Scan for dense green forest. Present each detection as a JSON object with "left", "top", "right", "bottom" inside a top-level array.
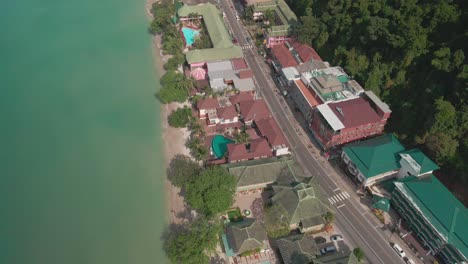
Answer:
[{"left": 287, "top": 0, "right": 468, "bottom": 192}]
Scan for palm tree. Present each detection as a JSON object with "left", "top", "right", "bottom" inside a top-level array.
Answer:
[
  {"left": 180, "top": 76, "right": 196, "bottom": 94},
  {"left": 234, "top": 131, "right": 250, "bottom": 144}
]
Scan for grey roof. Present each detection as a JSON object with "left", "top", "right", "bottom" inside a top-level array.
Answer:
[
  {"left": 208, "top": 69, "right": 255, "bottom": 91},
  {"left": 313, "top": 241, "right": 357, "bottom": 264},
  {"left": 234, "top": 78, "right": 255, "bottom": 91},
  {"left": 207, "top": 60, "right": 233, "bottom": 72},
  {"left": 296, "top": 60, "right": 327, "bottom": 74},
  {"left": 272, "top": 178, "right": 331, "bottom": 226},
  {"left": 301, "top": 215, "right": 324, "bottom": 229},
  {"left": 282, "top": 67, "right": 300, "bottom": 81},
  {"left": 228, "top": 159, "right": 299, "bottom": 191},
  {"left": 277, "top": 234, "right": 319, "bottom": 264},
  {"left": 364, "top": 91, "right": 391, "bottom": 113},
  {"left": 225, "top": 218, "right": 268, "bottom": 254}
]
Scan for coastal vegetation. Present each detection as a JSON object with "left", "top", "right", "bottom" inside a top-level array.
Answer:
[
  {"left": 164, "top": 217, "right": 221, "bottom": 264},
  {"left": 186, "top": 137, "right": 209, "bottom": 161},
  {"left": 186, "top": 166, "right": 236, "bottom": 218},
  {"left": 167, "top": 154, "right": 201, "bottom": 188},
  {"left": 288, "top": 0, "right": 468, "bottom": 188},
  {"left": 157, "top": 71, "right": 194, "bottom": 103},
  {"left": 167, "top": 106, "right": 192, "bottom": 128}
]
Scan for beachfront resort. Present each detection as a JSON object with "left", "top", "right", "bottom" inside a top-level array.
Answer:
[{"left": 151, "top": 1, "right": 468, "bottom": 264}]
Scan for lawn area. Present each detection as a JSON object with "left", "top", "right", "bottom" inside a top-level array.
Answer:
[{"left": 227, "top": 208, "right": 243, "bottom": 222}]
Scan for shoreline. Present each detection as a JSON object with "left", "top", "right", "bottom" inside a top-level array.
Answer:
[{"left": 146, "top": 0, "right": 191, "bottom": 225}]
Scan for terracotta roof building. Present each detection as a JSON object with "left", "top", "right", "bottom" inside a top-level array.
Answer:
[
  {"left": 230, "top": 92, "right": 254, "bottom": 105},
  {"left": 271, "top": 44, "right": 298, "bottom": 68},
  {"left": 231, "top": 58, "right": 248, "bottom": 70},
  {"left": 255, "top": 117, "right": 289, "bottom": 156},
  {"left": 310, "top": 91, "right": 391, "bottom": 150},
  {"left": 239, "top": 99, "right": 271, "bottom": 124},
  {"left": 216, "top": 106, "right": 239, "bottom": 124},
  {"left": 290, "top": 79, "right": 323, "bottom": 121},
  {"left": 227, "top": 139, "right": 272, "bottom": 163},
  {"left": 197, "top": 97, "right": 220, "bottom": 119},
  {"left": 290, "top": 40, "right": 323, "bottom": 62}
]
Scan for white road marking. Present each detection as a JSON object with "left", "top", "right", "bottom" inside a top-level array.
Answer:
[
  {"left": 337, "top": 204, "right": 346, "bottom": 209},
  {"left": 338, "top": 192, "right": 346, "bottom": 200},
  {"left": 333, "top": 187, "right": 340, "bottom": 192},
  {"left": 344, "top": 191, "right": 350, "bottom": 198}
]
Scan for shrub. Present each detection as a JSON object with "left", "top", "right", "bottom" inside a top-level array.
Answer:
[{"left": 168, "top": 107, "right": 192, "bottom": 128}]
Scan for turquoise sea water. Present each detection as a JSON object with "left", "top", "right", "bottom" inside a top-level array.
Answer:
[
  {"left": 1, "top": 0, "right": 168, "bottom": 263},
  {"left": 182, "top": 27, "right": 200, "bottom": 46}
]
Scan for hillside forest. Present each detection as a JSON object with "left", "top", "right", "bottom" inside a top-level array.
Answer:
[{"left": 287, "top": 0, "right": 468, "bottom": 199}]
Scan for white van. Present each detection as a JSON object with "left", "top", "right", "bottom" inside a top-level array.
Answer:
[{"left": 392, "top": 243, "right": 406, "bottom": 258}]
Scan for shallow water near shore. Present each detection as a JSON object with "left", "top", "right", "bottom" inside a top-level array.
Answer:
[{"left": 1, "top": 0, "right": 168, "bottom": 263}]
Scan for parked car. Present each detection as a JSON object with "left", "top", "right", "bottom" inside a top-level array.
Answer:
[
  {"left": 331, "top": 234, "right": 343, "bottom": 241},
  {"left": 320, "top": 246, "right": 337, "bottom": 255},
  {"left": 404, "top": 258, "right": 416, "bottom": 264},
  {"left": 392, "top": 243, "right": 406, "bottom": 258}
]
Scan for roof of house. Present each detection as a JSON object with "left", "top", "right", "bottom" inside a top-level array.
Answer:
[
  {"left": 245, "top": 0, "right": 275, "bottom": 6},
  {"left": 314, "top": 241, "right": 357, "bottom": 264},
  {"left": 197, "top": 97, "right": 219, "bottom": 110},
  {"left": 186, "top": 47, "right": 244, "bottom": 64},
  {"left": 364, "top": 91, "right": 391, "bottom": 114},
  {"left": 277, "top": 234, "right": 318, "bottom": 264},
  {"left": 225, "top": 218, "right": 268, "bottom": 255},
  {"left": 228, "top": 159, "right": 298, "bottom": 190},
  {"left": 230, "top": 92, "right": 254, "bottom": 105},
  {"left": 239, "top": 99, "right": 271, "bottom": 121},
  {"left": 294, "top": 79, "right": 322, "bottom": 108},
  {"left": 246, "top": 128, "right": 260, "bottom": 140},
  {"left": 227, "top": 139, "right": 272, "bottom": 162},
  {"left": 207, "top": 60, "right": 233, "bottom": 72},
  {"left": 318, "top": 97, "right": 384, "bottom": 130},
  {"left": 343, "top": 134, "right": 406, "bottom": 178},
  {"left": 272, "top": 178, "right": 331, "bottom": 226},
  {"left": 399, "top": 148, "right": 439, "bottom": 175},
  {"left": 316, "top": 104, "right": 345, "bottom": 131},
  {"left": 239, "top": 70, "right": 253, "bottom": 79},
  {"left": 394, "top": 175, "right": 468, "bottom": 259},
  {"left": 195, "top": 79, "right": 210, "bottom": 89},
  {"left": 231, "top": 58, "right": 248, "bottom": 70},
  {"left": 296, "top": 59, "right": 328, "bottom": 73},
  {"left": 217, "top": 106, "right": 238, "bottom": 119},
  {"left": 290, "top": 40, "right": 323, "bottom": 62},
  {"left": 178, "top": 3, "right": 233, "bottom": 49},
  {"left": 281, "top": 67, "right": 300, "bottom": 81},
  {"left": 271, "top": 44, "right": 298, "bottom": 68},
  {"left": 255, "top": 117, "right": 288, "bottom": 147}
]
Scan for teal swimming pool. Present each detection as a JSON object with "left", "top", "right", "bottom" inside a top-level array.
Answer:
[
  {"left": 181, "top": 27, "right": 199, "bottom": 46},
  {"left": 211, "top": 135, "right": 234, "bottom": 158}
]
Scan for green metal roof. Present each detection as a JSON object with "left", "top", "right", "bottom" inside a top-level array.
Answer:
[
  {"left": 178, "top": 3, "right": 233, "bottom": 49},
  {"left": 254, "top": 0, "right": 297, "bottom": 38},
  {"left": 185, "top": 47, "right": 243, "bottom": 64},
  {"left": 399, "top": 148, "right": 439, "bottom": 174},
  {"left": 372, "top": 196, "right": 390, "bottom": 212},
  {"left": 343, "top": 134, "right": 406, "bottom": 178},
  {"left": 395, "top": 175, "right": 468, "bottom": 259}
]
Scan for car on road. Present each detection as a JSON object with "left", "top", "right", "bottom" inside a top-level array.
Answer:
[
  {"left": 232, "top": 37, "right": 237, "bottom": 44},
  {"left": 246, "top": 37, "right": 251, "bottom": 43},
  {"left": 404, "top": 257, "right": 415, "bottom": 264},
  {"left": 320, "top": 246, "right": 337, "bottom": 255},
  {"left": 331, "top": 235, "right": 343, "bottom": 241},
  {"left": 392, "top": 243, "right": 406, "bottom": 258}
]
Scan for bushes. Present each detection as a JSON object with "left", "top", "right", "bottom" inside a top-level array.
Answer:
[
  {"left": 168, "top": 107, "right": 192, "bottom": 128},
  {"left": 353, "top": 247, "right": 365, "bottom": 262},
  {"left": 157, "top": 72, "right": 194, "bottom": 103}
]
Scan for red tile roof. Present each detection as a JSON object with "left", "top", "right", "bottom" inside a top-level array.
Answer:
[
  {"left": 239, "top": 99, "right": 271, "bottom": 121},
  {"left": 290, "top": 40, "right": 323, "bottom": 62},
  {"left": 239, "top": 70, "right": 253, "bottom": 79},
  {"left": 230, "top": 92, "right": 254, "bottom": 105},
  {"left": 197, "top": 98, "right": 219, "bottom": 110},
  {"left": 231, "top": 58, "right": 248, "bottom": 70},
  {"left": 271, "top": 44, "right": 298, "bottom": 68},
  {"left": 227, "top": 139, "right": 272, "bottom": 162},
  {"left": 294, "top": 79, "right": 322, "bottom": 107},
  {"left": 328, "top": 97, "right": 383, "bottom": 128},
  {"left": 246, "top": 128, "right": 260, "bottom": 140},
  {"left": 216, "top": 106, "right": 238, "bottom": 119},
  {"left": 255, "top": 117, "right": 288, "bottom": 147}
]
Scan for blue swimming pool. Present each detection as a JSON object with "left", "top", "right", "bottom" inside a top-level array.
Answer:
[
  {"left": 181, "top": 27, "right": 199, "bottom": 46},
  {"left": 211, "top": 135, "right": 234, "bottom": 159}
]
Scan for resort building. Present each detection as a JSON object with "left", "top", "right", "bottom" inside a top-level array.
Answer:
[
  {"left": 207, "top": 60, "right": 255, "bottom": 92},
  {"left": 238, "top": 99, "right": 271, "bottom": 125},
  {"left": 223, "top": 218, "right": 269, "bottom": 257},
  {"left": 216, "top": 106, "right": 239, "bottom": 125},
  {"left": 226, "top": 139, "right": 273, "bottom": 163},
  {"left": 341, "top": 134, "right": 406, "bottom": 187},
  {"left": 271, "top": 178, "right": 332, "bottom": 233},
  {"left": 280, "top": 67, "right": 300, "bottom": 86},
  {"left": 229, "top": 91, "right": 255, "bottom": 105},
  {"left": 310, "top": 91, "right": 392, "bottom": 150},
  {"left": 196, "top": 97, "right": 219, "bottom": 119},
  {"left": 290, "top": 79, "right": 322, "bottom": 121},
  {"left": 391, "top": 175, "right": 468, "bottom": 263},
  {"left": 177, "top": 3, "right": 243, "bottom": 67},
  {"left": 276, "top": 234, "right": 319, "bottom": 264},
  {"left": 254, "top": 117, "right": 289, "bottom": 156},
  {"left": 243, "top": 0, "right": 298, "bottom": 46},
  {"left": 225, "top": 158, "right": 301, "bottom": 194},
  {"left": 270, "top": 40, "right": 322, "bottom": 71}
]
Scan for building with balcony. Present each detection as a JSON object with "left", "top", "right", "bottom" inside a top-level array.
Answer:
[
  {"left": 391, "top": 175, "right": 468, "bottom": 263},
  {"left": 310, "top": 91, "right": 391, "bottom": 150}
]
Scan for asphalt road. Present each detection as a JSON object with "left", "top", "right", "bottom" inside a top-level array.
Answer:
[{"left": 219, "top": 1, "right": 405, "bottom": 263}]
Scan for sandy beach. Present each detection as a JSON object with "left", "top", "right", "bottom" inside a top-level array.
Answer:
[{"left": 146, "top": 0, "right": 192, "bottom": 225}]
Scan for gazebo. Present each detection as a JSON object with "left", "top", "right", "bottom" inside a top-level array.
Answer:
[{"left": 190, "top": 67, "right": 207, "bottom": 80}]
